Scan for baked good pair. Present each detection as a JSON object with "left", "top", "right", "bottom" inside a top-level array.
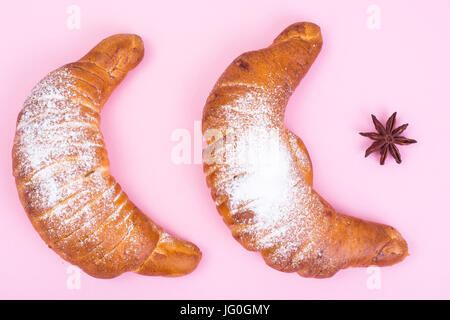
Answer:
[{"left": 13, "top": 23, "right": 407, "bottom": 279}]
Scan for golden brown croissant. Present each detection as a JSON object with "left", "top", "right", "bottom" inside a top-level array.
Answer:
[
  {"left": 13, "top": 34, "right": 201, "bottom": 279},
  {"left": 202, "top": 22, "right": 408, "bottom": 278}
]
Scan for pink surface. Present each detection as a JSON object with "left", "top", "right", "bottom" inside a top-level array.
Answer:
[{"left": 1, "top": 0, "right": 449, "bottom": 299}]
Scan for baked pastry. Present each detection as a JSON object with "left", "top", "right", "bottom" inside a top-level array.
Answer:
[
  {"left": 13, "top": 34, "right": 201, "bottom": 278},
  {"left": 202, "top": 22, "right": 408, "bottom": 278}
]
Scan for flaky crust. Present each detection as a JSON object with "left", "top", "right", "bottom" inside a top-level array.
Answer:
[
  {"left": 13, "top": 34, "right": 201, "bottom": 278},
  {"left": 202, "top": 22, "right": 408, "bottom": 278}
]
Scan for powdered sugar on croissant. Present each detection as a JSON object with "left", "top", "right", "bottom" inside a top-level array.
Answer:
[
  {"left": 13, "top": 34, "right": 201, "bottom": 278},
  {"left": 202, "top": 22, "right": 408, "bottom": 278}
]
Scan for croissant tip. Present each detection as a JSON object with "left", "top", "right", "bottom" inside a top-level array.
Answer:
[
  {"left": 136, "top": 237, "right": 202, "bottom": 277},
  {"left": 373, "top": 228, "right": 409, "bottom": 266},
  {"left": 81, "top": 33, "right": 145, "bottom": 73},
  {"left": 274, "top": 22, "right": 322, "bottom": 47}
]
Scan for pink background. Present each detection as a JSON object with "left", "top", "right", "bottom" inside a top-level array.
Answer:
[{"left": 1, "top": 0, "right": 449, "bottom": 299}]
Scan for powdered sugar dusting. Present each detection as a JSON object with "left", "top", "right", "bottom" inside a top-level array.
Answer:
[
  {"left": 203, "top": 88, "right": 329, "bottom": 267},
  {"left": 11, "top": 66, "right": 149, "bottom": 268},
  {"left": 13, "top": 68, "right": 105, "bottom": 214},
  {"left": 12, "top": 60, "right": 197, "bottom": 278}
]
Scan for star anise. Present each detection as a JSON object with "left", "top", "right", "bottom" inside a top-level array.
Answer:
[{"left": 359, "top": 112, "right": 417, "bottom": 165}]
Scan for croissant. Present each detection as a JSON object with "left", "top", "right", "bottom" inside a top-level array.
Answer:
[
  {"left": 12, "top": 34, "right": 201, "bottom": 278},
  {"left": 202, "top": 22, "right": 408, "bottom": 278}
]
